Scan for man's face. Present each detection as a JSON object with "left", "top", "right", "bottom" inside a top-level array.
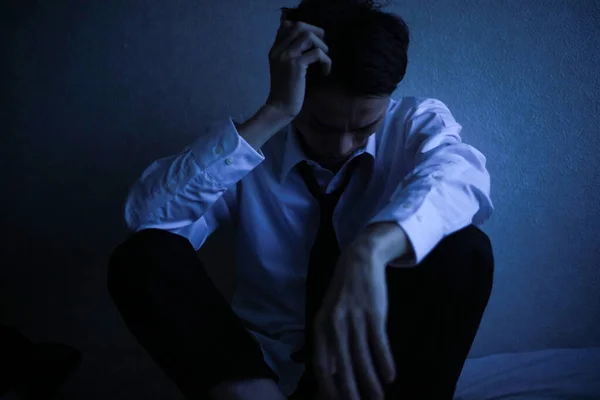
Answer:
[{"left": 292, "top": 86, "right": 391, "bottom": 171}]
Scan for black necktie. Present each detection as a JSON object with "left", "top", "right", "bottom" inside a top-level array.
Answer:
[{"left": 291, "top": 158, "right": 360, "bottom": 366}]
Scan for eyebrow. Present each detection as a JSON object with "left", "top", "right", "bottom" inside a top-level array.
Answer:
[{"left": 313, "top": 115, "right": 380, "bottom": 131}]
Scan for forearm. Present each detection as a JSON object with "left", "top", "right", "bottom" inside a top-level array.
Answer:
[
  {"left": 235, "top": 104, "right": 293, "bottom": 151},
  {"left": 352, "top": 222, "right": 414, "bottom": 268}
]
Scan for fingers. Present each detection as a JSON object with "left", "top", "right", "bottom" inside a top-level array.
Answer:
[
  {"left": 270, "top": 19, "right": 331, "bottom": 76},
  {"left": 332, "top": 310, "right": 361, "bottom": 400},
  {"left": 288, "top": 31, "right": 328, "bottom": 58},
  {"left": 350, "top": 314, "right": 385, "bottom": 399},
  {"left": 271, "top": 20, "right": 326, "bottom": 59},
  {"left": 314, "top": 313, "right": 338, "bottom": 398},
  {"left": 297, "top": 47, "right": 332, "bottom": 76},
  {"left": 270, "top": 21, "right": 295, "bottom": 59},
  {"left": 316, "top": 310, "right": 394, "bottom": 400},
  {"left": 286, "top": 20, "right": 326, "bottom": 39},
  {"left": 368, "top": 312, "right": 396, "bottom": 384}
]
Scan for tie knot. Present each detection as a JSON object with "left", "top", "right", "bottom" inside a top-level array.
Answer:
[
  {"left": 297, "top": 161, "right": 324, "bottom": 200},
  {"left": 297, "top": 159, "right": 360, "bottom": 204}
]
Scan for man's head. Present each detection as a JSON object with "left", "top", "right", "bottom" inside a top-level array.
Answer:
[
  {"left": 293, "top": 86, "right": 390, "bottom": 171},
  {"left": 281, "top": 0, "right": 410, "bottom": 170}
]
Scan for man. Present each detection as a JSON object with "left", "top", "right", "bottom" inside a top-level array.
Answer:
[{"left": 108, "top": 2, "right": 494, "bottom": 399}]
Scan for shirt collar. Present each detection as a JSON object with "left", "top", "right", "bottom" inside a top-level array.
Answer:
[{"left": 278, "top": 123, "right": 377, "bottom": 184}]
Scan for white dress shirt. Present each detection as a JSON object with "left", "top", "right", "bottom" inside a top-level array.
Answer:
[{"left": 124, "top": 96, "right": 494, "bottom": 395}]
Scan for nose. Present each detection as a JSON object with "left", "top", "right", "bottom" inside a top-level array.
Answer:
[{"left": 323, "top": 133, "right": 356, "bottom": 157}]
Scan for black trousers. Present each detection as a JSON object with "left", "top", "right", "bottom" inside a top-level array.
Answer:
[{"left": 107, "top": 225, "right": 493, "bottom": 399}]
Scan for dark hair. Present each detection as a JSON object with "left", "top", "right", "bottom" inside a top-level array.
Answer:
[{"left": 280, "top": 0, "right": 410, "bottom": 97}]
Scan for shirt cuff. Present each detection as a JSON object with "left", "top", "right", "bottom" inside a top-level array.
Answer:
[
  {"left": 190, "top": 117, "right": 265, "bottom": 188},
  {"left": 368, "top": 195, "right": 446, "bottom": 266}
]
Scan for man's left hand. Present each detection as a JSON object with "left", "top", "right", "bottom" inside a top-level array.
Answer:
[{"left": 312, "top": 242, "right": 396, "bottom": 400}]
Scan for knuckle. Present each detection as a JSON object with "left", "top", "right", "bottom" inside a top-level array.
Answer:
[
  {"left": 332, "top": 308, "right": 346, "bottom": 322},
  {"left": 350, "top": 309, "right": 364, "bottom": 319},
  {"left": 331, "top": 313, "right": 346, "bottom": 334}
]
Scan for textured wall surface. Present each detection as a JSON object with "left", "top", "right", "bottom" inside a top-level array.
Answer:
[{"left": 1, "top": 0, "right": 599, "bottom": 395}]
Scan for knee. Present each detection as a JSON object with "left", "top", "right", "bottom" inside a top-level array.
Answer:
[
  {"left": 418, "top": 225, "right": 494, "bottom": 294},
  {"left": 107, "top": 228, "right": 188, "bottom": 300},
  {"left": 436, "top": 225, "right": 493, "bottom": 271}
]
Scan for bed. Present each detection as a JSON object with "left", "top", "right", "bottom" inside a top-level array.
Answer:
[
  {"left": 454, "top": 347, "right": 600, "bottom": 399},
  {"left": 58, "top": 344, "right": 600, "bottom": 399},
  {"left": 3, "top": 340, "right": 599, "bottom": 399}
]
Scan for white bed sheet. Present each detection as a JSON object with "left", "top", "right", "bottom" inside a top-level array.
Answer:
[{"left": 455, "top": 347, "right": 600, "bottom": 399}]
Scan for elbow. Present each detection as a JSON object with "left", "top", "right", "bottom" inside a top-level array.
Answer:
[
  {"left": 472, "top": 172, "right": 494, "bottom": 222},
  {"left": 451, "top": 164, "right": 494, "bottom": 223},
  {"left": 464, "top": 147, "right": 492, "bottom": 200},
  {"left": 123, "top": 201, "right": 140, "bottom": 232},
  {"left": 123, "top": 193, "right": 147, "bottom": 232},
  {"left": 480, "top": 167, "right": 492, "bottom": 199}
]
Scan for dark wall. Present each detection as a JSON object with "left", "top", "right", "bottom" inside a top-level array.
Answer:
[{"left": 3, "top": 0, "right": 230, "bottom": 259}]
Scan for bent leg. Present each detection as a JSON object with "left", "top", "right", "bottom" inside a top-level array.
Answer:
[
  {"left": 385, "top": 224, "right": 494, "bottom": 399},
  {"left": 107, "top": 229, "right": 279, "bottom": 399}
]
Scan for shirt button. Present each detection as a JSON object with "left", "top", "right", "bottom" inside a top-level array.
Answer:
[
  {"left": 215, "top": 145, "right": 224, "bottom": 155},
  {"left": 433, "top": 171, "right": 443, "bottom": 178},
  {"left": 416, "top": 215, "right": 423, "bottom": 222},
  {"left": 225, "top": 158, "right": 233, "bottom": 165}
]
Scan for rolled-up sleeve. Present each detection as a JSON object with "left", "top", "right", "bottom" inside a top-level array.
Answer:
[{"left": 368, "top": 99, "right": 494, "bottom": 266}]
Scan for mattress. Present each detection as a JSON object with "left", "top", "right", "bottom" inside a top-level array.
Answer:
[{"left": 455, "top": 347, "right": 600, "bottom": 399}]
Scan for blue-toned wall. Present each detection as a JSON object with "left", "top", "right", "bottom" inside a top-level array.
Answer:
[{"left": 2, "top": 0, "right": 599, "bottom": 367}]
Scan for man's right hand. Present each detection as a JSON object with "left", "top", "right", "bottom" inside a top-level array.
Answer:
[{"left": 265, "top": 17, "right": 332, "bottom": 120}]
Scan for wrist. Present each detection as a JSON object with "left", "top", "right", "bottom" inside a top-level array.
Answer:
[
  {"left": 237, "top": 105, "right": 293, "bottom": 151},
  {"left": 354, "top": 222, "right": 411, "bottom": 266},
  {"left": 260, "top": 103, "right": 295, "bottom": 127}
]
